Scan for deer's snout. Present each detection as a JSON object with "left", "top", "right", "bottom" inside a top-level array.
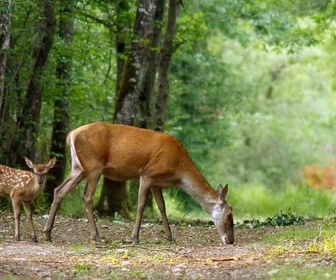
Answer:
[{"left": 37, "top": 173, "right": 46, "bottom": 185}]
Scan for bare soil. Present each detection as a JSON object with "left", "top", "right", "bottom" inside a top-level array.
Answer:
[{"left": 0, "top": 211, "right": 332, "bottom": 279}]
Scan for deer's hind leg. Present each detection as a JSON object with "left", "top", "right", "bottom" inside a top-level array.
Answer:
[
  {"left": 82, "top": 172, "right": 101, "bottom": 244},
  {"left": 43, "top": 168, "right": 85, "bottom": 241}
]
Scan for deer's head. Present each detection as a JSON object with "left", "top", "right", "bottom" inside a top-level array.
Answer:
[
  {"left": 212, "top": 184, "right": 234, "bottom": 245},
  {"left": 24, "top": 157, "right": 56, "bottom": 185}
]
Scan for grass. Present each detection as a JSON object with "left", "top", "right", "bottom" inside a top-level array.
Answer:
[
  {"left": 308, "top": 220, "right": 336, "bottom": 255},
  {"left": 56, "top": 182, "right": 336, "bottom": 226},
  {"left": 161, "top": 184, "right": 336, "bottom": 224},
  {"left": 263, "top": 224, "right": 319, "bottom": 244},
  {"left": 229, "top": 184, "right": 336, "bottom": 220},
  {"left": 259, "top": 219, "right": 336, "bottom": 280},
  {"left": 265, "top": 264, "right": 336, "bottom": 280}
]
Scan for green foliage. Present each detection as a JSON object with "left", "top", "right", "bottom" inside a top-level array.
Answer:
[
  {"left": 237, "top": 211, "right": 305, "bottom": 229},
  {"left": 229, "top": 184, "right": 336, "bottom": 220},
  {"left": 0, "top": 198, "right": 11, "bottom": 211},
  {"left": 146, "top": 184, "right": 336, "bottom": 227},
  {"left": 6, "top": 0, "right": 336, "bottom": 219},
  {"left": 58, "top": 181, "right": 85, "bottom": 217},
  {"left": 176, "top": 12, "right": 207, "bottom": 50},
  {"left": 209, "top": 33, "right": 336, "bottom": 189}
]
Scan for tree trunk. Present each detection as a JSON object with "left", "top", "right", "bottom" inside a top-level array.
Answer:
[
  {"left": 154, "top": 0, "right": 179, "bottom": 131},
  {"left": 0, "top": 0, "right": 12, "bottom": 210},
  {"left": 138, "top": 0, "right": 165, "bottom": 129},
  {"left": 10, "top": 0, "right": 56, "bottom": 166},
  {"left": 115, "top": 1, "right": 129, "bottom": 93},
  {"left": 45, "top": 0, "right": 74, "bottom": 203},
  {"left": 0, "top": 0, "right": 13, "bottom": 166},
  {"left": 0, "top": 0, "right": 13, "bottom": 111},
  {"left": 135, "top": 0, "right": 165, "bottom": 210},
  {"left": 97, "top": 0, "right": 157, "bottom": 219},
  {"left": 95, "top": 1, "right": 131, "bottom": 217},
  {"left": 113, "top": 0, "right": 156, "bottom": 125}
]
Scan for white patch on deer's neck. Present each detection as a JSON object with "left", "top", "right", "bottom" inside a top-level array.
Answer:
[{"left": 211, "top": 204, "right": 223, "bottom": 221}]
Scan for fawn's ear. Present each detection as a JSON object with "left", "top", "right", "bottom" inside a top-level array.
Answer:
[
  {"left": 217, "top": 184, "right": 229, "bottom": 202},
  {"left": 47, "top": 157, "right": 57, "bottom": 169},
  {"left": 24, "top": 157, "right": 34, "bottom": 169}
]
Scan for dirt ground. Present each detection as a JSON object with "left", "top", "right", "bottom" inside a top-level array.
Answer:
[{"left": 0, "top": 211, "right": 332, "bottom": 279}]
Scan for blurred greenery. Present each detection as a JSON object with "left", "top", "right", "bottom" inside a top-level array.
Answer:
[
  {"left": 52, "top": 0, "right": 336, "bottom": 220},
  {"left": 160, "top": 185, "right": 336, "bottom": 222}
]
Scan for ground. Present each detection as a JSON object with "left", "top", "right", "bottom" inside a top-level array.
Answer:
[{"left": 0, "top": 211, "right": 334, "bottom": 279}]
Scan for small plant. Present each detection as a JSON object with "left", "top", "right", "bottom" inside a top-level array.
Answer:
[
  {"left": 237, "top": 211, "right": 305, "bottom": 228},
  {"left": 74, "top": 263, "right": 93, "bottom": 271}
]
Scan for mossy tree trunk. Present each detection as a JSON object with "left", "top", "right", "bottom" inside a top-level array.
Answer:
[{"left": 96, "top": 0, "right": 157, "bottom": 218}]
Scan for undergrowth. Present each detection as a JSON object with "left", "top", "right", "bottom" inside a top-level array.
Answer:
[
  {"left": 236, "top": 211, "right": 306, "bottom": 228},
  {"left": 308, "top": 220, "right": 336, "bottom": 255}
]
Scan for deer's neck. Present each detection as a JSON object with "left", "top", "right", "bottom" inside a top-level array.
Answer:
[{"left": 180, "top": 168, "right": 218, "bottom": 214}]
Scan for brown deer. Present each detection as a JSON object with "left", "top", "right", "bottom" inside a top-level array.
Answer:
[
  {"left": 43, "top": 122, "right": 234, "bottom": 245},
  {"left": 0, "top": 157, "right": 56, "bottom": 242}
]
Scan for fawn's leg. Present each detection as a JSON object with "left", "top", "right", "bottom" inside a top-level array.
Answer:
[{"left": 23, "top": 202, "right": 37, "bottom": 242}]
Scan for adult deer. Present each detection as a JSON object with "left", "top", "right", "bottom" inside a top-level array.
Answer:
[
  {"left": 0, "top": 157, "right": 56, "bottom": 242},
  {"left": 43, "top": 122, "right": 234, "bottom": 245}
]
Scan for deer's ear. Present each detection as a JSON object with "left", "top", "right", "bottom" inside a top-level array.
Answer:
[
  {"left": 217, "top": 184, "right": 228, "bottom": 201},
  {"left": 24, "top": 157, "right": 34, "bottom": 169},
  {"left": 48, "top": 157, "right": 57, "bottom": 169}
]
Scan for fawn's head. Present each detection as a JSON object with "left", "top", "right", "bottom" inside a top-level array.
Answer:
[
  {"left": 212, "top": 184, "right": 234, "bottom": 245},
  {"left": 24, "top": 157, "right": 56, "bottom": 185}
]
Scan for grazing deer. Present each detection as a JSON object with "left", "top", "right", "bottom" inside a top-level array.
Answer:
[
  {"left": 43, "top": 122, "right": 234, "bottom": 245},
  {"left": 0, "top": 157, "right": 56, "bottom": 242}
]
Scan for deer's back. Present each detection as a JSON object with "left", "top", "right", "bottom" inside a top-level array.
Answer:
[
  {"left": 0, "top": 165, "right": 34, "bottom": 197},
  {"left": 70, "top": 122, "right": 191, "bottom": 182}
]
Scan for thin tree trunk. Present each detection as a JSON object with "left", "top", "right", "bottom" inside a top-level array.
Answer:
[
  {"left": 45, "top": 0, "right": 74, "bottom": 203},
  {"left": 0, "top": 0, "right": 13, "bottom": 166},
  {"left": 154, "top": 0, "right": 179, "bottom": 131},
  {"left": 10, "top": 0, "right": 56, "bottom": 165},
  {"left": 138, "top": 0, "right": 165, "bottom": 129},
  {"left": 115, "top": 1, "right": 129, "bottom": 93},
  {"left": 95, "top": 1, "right": 131, "bottom": 217},
  {"left": 0, "top": 0, "right": 13, "bottom": 111},
  {"left": 0, "top": 0, "right": 12, "bottom": 211}
]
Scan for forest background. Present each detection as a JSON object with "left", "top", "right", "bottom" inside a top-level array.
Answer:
[{"left": 1, "top": 0, "right": 336, "bottom": 222}]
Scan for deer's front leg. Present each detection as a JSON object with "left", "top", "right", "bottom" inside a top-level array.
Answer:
[
  {"left": 11, "top": 198, "right": 21, "bottom": 241},
  {"left": 151, "top": 187, "right": 174, "bottom": 242},
  {"left": 23, "top": 202, "right": 37, "bottom": 242}
]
